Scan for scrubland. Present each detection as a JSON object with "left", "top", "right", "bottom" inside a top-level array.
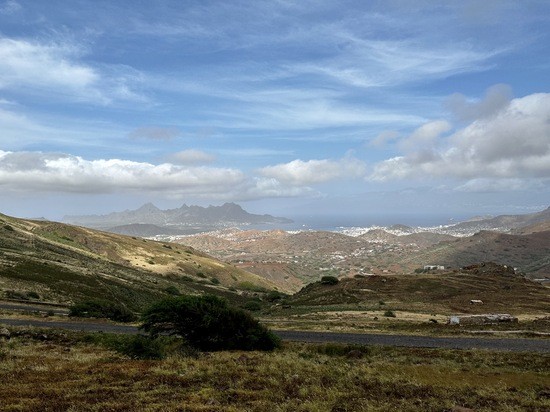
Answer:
[{"left": 1, "top": 328, "right": 548, "bottom": 411}]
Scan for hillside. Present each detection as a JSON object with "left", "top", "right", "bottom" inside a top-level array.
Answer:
[
  {"left": 390, "top": 230, "right": 550, "bottom": 276},
  {"left": 178, "top": 229, "right": 452, "bottom": 291},
  {"left": 0, "top": 213, "right": 279, "bottom": 311},
  {"left": 289, "top": 268, "right": 550, "bottom": 315},
  {"left": 447, "top": 206, "right": 550, "bottom": 234}
]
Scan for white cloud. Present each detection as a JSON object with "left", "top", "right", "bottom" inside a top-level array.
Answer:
[
  {"left": 286, "top": 34, "right": 503, "bottom": 89},
  {"left": 0, "top": 37, "right": 144, "bottom": 104},
  {"left": 245, "top": 177, "right": 317, "bottom": 199},
  {"left": 166, "top": 149, "right": 215, "bottom": 165},
  {"left": 369, "top": 130, "right": 401, "bottom": 148},
  {"left": 0, "top": 150, "right": 244, "bottom": 195},
  {"left": 398, "top": 120, "right": 452, "bottom": 153},
  {"left": 369, "top": 92, "right": 550, "bottom": 188},
  {"left": 259, "top": 156, "right": 366, "bottom": 186},
  {"left": 445, "top": 83, "right": 513, "bottom": 122}
]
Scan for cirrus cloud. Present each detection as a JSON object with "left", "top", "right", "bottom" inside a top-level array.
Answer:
[{"left": 0, "top": 37, "right": 144, "bottom": 104}]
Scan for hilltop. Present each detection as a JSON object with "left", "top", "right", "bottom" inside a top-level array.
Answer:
[
  {"left": 448, "top": 207, "right": 550, "bottom": 234},
  {"left": 389, "top": 229, "right": 550, "bottom": 276},
  {"left": 0, "top": 213, "right": 279, "bottom": 311},
  {"left": 288, "top": 265, "right": 549, "bottom": 315}
]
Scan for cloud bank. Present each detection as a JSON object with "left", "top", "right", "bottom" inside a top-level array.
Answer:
[
  {"left": 0, "top": 150, "right": 360, "bottom": 200},
  {"left": 370, "top": 92, "right": 550, "bottom": 188},
  {"left": 259, "top": 157, "right": 366, "bottom": 186},
  {"left": 0, "top": 151, "right": 244, "bottom": 195}
]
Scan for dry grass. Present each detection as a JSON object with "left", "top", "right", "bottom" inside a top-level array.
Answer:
[{"left": 1, "top": 329, "right": 549, "bottom": 411}]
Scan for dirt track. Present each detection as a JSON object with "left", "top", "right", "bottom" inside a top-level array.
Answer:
[{"left": 1, "top": 317, "right": 549, "bottom": 353}]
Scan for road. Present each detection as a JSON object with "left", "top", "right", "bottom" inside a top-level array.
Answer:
[
  {"left": 1, "top": 317, "right": 549, "bottom": 353},
  {"left": 0, "top": 301, "right": 69, "bottom": 316}
]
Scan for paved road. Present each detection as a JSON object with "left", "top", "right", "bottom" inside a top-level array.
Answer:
[
  {"left": 1, "top": 317, "right": 549, "bottom": 353},
  {"left": 0, "top": 302, "right": 69, "bottom": 316}
]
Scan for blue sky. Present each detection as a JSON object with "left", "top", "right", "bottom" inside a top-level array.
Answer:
[{"left": 0, "top": 0, "right": 549, "bottom": 223}]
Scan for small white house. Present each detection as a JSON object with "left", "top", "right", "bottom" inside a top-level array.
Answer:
[{"left": 424, "top": 265, "right": 445, "bottom": 270}]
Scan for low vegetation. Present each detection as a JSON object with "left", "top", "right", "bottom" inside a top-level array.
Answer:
[
  {"left": 69, "top": 299, "right": 137, "bottom": 323},
  {"left": 320, "top": 275, "right": 339, "bottom": 285},
  {"left": 0, "top": 327, "right": 548, "bottom": 411},
  {"left": 140, "top": 295, "right": 280, "bottom": 351},
  {"left": 0, "top": 213, "right": 278, "bottom": 312}
]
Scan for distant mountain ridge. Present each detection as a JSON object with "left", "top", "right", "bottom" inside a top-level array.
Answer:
[
  {"left": 447, "top": 207, "right": 550, "bottom": 234},
  {"left": 63, "top": 202, "right": 293, "bottom": 235}
]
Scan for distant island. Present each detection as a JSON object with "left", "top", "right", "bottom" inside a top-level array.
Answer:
[{"left": 63, "top": 202, "right": 293, "bottom": 236}]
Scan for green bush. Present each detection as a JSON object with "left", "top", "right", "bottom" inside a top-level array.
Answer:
[
  {"left": 164, "top": 286, "right": 181, "bottom": 295},
  {"left": 26, "top": 291, "right": 40, "bottom": 300},
  {"left": 140, "top": 295, "right": 280, "bottom": 351},
  {"left": 6, "top": 290, "right": 30, "bottom": 300},
  {"left": 244, "top": 301, "right": 262, "bottom": 311},
  {"left": 383, "top": 309, "right": 396, "bottom": 318},
  {"left": 320, "top": 275, "right": 339, "bottom": 285},
  {"left": 265, "top": 290, "right": 284, "bottom": 302},
  {"left": 69, "top": 299, "right": 136, "bottom": 322}
]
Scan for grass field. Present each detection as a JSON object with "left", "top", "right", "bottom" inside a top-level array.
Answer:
[{"left": 1, "top": 327, "right": 549, "bottom": 411}]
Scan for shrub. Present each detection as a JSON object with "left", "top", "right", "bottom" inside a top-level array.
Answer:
[
  {"left": 320, "top": 275, "right": 339, "bottom": 285},
  {"left": 140, "top": 295, "right": 280, "bottom": 351},
  {"left": 266, "top": 290, "right": 284, "bottom": 302},
  {"left": 238, "top": 282, "right": 269, "bottom": 292},
  {"left": 26, "top": 291, "right": 40, "bottom": 300},
  {"left": 210, "top": 277, "right": 220, "bottom": 285},
  {"left": 244, "top": 301, "right": 262, "bottom": 311},
  {"left": 69, "top": 299, "right": 136, "bottom": 322},
  {"left": 164, "top": 286, "right": 181, "bottom": 295},
  {"left": 383, "top": 309, "right": 396, "bottom": 318},
  {"left": 6, "top": 290, "right": 29, "bottom": 300}
]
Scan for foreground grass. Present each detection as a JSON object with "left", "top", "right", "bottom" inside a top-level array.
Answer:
[{"left": 0, "top": 329, "right": 549, "bottom": 411}]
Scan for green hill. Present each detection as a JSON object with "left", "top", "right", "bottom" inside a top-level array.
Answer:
[{"left": 0, "top": 213, "right": 277, "bottom": 311}]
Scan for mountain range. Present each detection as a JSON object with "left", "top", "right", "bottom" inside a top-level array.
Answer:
[{"left": 63, "top": 202, "right": 293, "bottom": 235}]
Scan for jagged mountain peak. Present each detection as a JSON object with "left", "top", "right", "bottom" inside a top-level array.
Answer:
[
  {"left": 62, "top": 202, "right": 292, "bottom": 235},
  {"left": 137, "top": 202, "right": 160, "bottom": 212}
]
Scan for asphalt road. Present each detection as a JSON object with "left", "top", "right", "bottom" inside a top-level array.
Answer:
[
  {"left": 0, "top": 302, "right": 69, "bottom": 316},
  {"left": 1, "top": 317, "right": 549, "bottom": 353}
]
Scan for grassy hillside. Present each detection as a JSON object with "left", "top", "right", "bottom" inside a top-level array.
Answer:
[
  {"left": 1, "top": 331, "right": 548, "bottom": 411},
  {"left": 288, "top": 270, "right": 550, "bottom": 315},
  {"left": 392, "top": 230, "right": 550, "bottom": 276},
  {"left": 0, "top": 213, "right": 277, "bottom": 311}
]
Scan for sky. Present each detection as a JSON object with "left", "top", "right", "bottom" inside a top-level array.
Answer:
[{"left": 0, "top": 0, "right": 549, "bottom": 224}]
